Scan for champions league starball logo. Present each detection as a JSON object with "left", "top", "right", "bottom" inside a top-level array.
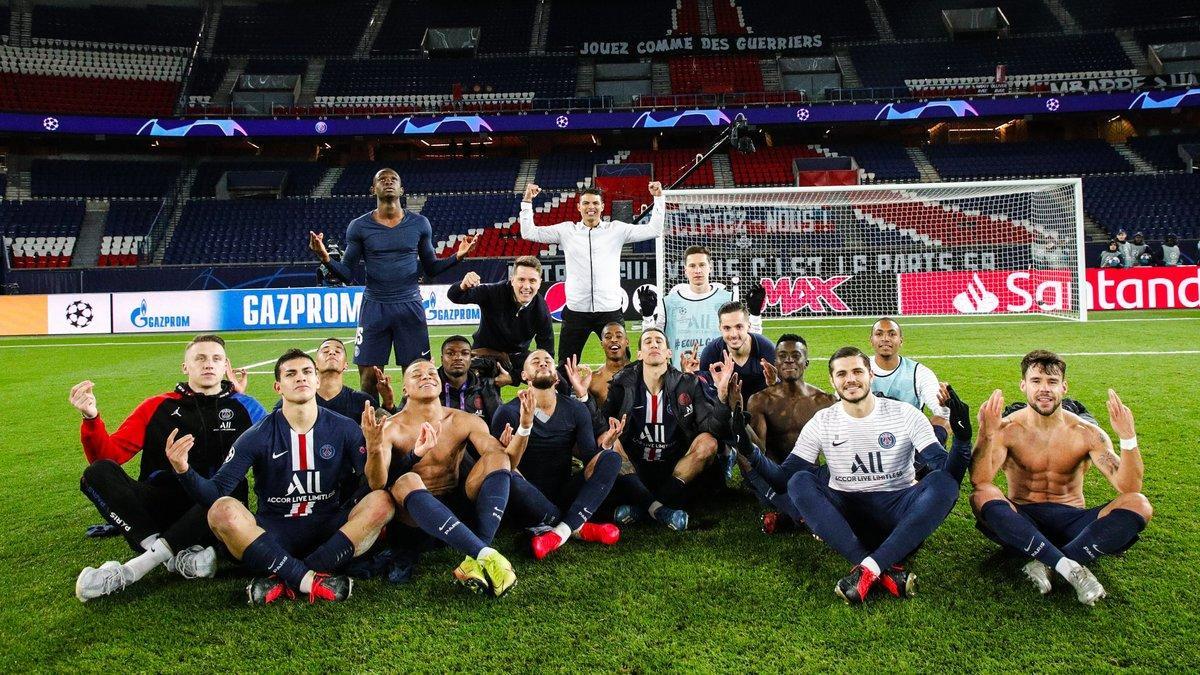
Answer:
[
  {"left": 43, "top": 117, "right": 60, "bottom": 131},
  {"left": 556, "top": 115, "right": 570, "bottom": 128},
  {"left": 65, "top": 301, "right": 94, "bottom": 328}
]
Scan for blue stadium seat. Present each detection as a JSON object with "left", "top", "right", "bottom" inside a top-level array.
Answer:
[
  {"left": 925, "top": 140, "right": 1132, "bottom": 179},
  {"left": 30, "top": 160, "right": 180, "bottom": 198}
]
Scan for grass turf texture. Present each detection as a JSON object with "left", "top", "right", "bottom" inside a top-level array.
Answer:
[{"left": 2, "top": 310, "right": 1199, "bottom": 672}]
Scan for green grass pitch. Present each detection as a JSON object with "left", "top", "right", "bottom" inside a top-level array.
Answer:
[{"left": 2, "top": 311, "right": 1198, "bottom": 672}]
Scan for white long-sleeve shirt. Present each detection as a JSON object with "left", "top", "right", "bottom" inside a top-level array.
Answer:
[{"left": 519, "top": 197, "right": 664, "bottom": 312}]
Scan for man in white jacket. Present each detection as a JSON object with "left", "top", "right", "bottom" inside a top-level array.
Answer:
[{"left": 519, "top": 181, "right": 664, "bottom": 365}]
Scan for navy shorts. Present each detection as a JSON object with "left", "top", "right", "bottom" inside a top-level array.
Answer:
[
  {"left": 256, "top": 508, "right": 350, "bottom": 559},
  {"left": 977, "top": 501, "right": 1111, "bottom": 548},
  {"left": 354, "top": 298, "right": 431, "bottom": 367}
]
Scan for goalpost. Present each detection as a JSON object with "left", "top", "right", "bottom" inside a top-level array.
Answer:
[{"left": 656, "top": 179, "right": 1087, "bottom": 322}]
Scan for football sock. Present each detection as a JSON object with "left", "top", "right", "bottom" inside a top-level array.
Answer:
[
  {"left": 861, "top": 557, "right": 881, "bottom": 576},
  {"left": 242, "top": 534, "right": 309, "bottom": 590},
  {"left": 656, "top": 476, "right": 688, "bottom": 509},
  {"left": 648, "top": 501, "right": 665, "bottom": 518},
  {"left": 509, "top": 472, "right": 560, "bottom": 528},
  {"left": 303, "top": 531, "right": 355, "bottom": 573},
  {"left": 552, "top": 522, "right": 572, "bottom": 542},
  {"left": 1054, "top": 557, "right": 1079, "bottom": 578},
  {"left": 870, "top": 471, "right": 959, "bottom": 570},
  {"left": 473, "top": 470, "right": 511, "bottom": 546},
  {"left": 1061, "top": 508, "right": 1146, "bottom": 563},
  {"left": 564, "top": 451, "right": 620, "bottom": 531},
  {"left": 139, "top": 534, "right": 160, "bottom": 552},
  {"left": 123, "top": 537, "right": 173, "bottom": 581},
  {"left": 978, "top": 500, "right": 1066, "bottom": 569},
  {"left": 299, "top": 571, "right": 316, "bottom": 594},
  {"left": 403, "top": 489, "right": 485, "bottom": 559},
  {"left": 614, "top": 473, "right": 656, "bottom": 511}
]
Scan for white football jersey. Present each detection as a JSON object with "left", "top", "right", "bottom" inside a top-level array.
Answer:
[{"left": 791, "top": 396, "right": 939, "bottom": 492}]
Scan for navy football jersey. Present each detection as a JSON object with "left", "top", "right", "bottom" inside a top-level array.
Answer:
[{"left": 178, "top": 408, "right": 367, "bottom": 518}]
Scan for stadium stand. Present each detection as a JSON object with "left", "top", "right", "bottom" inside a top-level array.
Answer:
[
  {"left": 211, "top": 0, "right": 376, "bottom": 56},
  {"left": 30, "top": 160, "right": 180, "bottom": 199},
  {"left": 925, "top": 140, "right": 1133, "bottom": 179},
  {"left": 332, "top": 158, "right": 521, "bottom": 196},
  {"left": 192, "top": 161, "right": 326, "bottom": 198},
  {"left": 243, "top": 58, "right": 309, "bottom": 75},
  {"left": 712, "top": 0, "right": 749, "bottom": 35},
  {"left": 31, "top": 4, "right": 202, "bottom": 48},
  {"left": 878, "top": 0, "right": 1061, "bottom": 39},
  {"left": 547, "top": 0, "right": 674, "bottom": 50},
  {"left": 184, "top": 57, "right": 227, "bottom": 105},
  {"left": 1061, "top": 0, "right": 1200, "bottom": 30},
  {"left": 668, "top": 55, "right": 763, "bottom": 94},
  {"left": 823, "top": 142, "right": 922, "bottom": 182},
  {"left": 533, "top": 151, "right": 619, "bottom": 190},
  {"left": 1127, "top": 134, "right": 1200, "bottom": 171},
  {"left": 1, "top": 6, "right": 9, "bottom": 40},
  {"left": 98, "top": 200, "right": 162, "bottom": 267},
  {"left": 853, "top": 189, "right": 1036, "bottom": 246},
  {"left": 372, "top": 0, "right": 536, "bottom": 55},
  {"left": 1, "top": 200, "right": 85, "bottom": 268},
  {"left": 737, "top": 0, "right": 875, "bottom": 41},
  {"left": 729, "top": 145, "right": 823, "bottom": 186},
  {"left": 673, "top": 0, "right": 703, "bottom": 36},
  {"left": 1084, "top": 173, "right": 1200, "bottom": 239},
  {"left": 317, "top": 56, "right": 576, "bottom": 100},
  {"left": 0, "top": 45, "right": 184, "bottom": 115},
  {"left": 626, "top": 149, "right": 714, "bottom": 188}
]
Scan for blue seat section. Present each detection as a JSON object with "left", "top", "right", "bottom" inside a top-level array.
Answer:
[
  {"left": 547, "top": 1, "right": 674, "bottom": 50},
  {"left": 184, "top": 58, "right": 228, "bottom": 97},
  {"left": 0, "top": 173, "right": 6, "bottom": 195},
  {"left": 738, "top": 0, "right": 875, "bottom": 41},
  {"left": 193, "top": 162, "right": 327, "bottom": 197},
  {"left": 105, "top": 200, "right": 164, "bottom": 236},
  {"left": 1084, "top": 173, "right": 1200, "bottom": 239},
  {"left": 30, "top": 160, "right": 180, "bottom": 198},
  {"left": 318, "top": 56, "right": 576, "bottom": 97},
  {"left": 533, "top": 152, "right": 613, "bottom": 189},
  {"left": 372, "top": 0, "right": 535, "bottom": 55},
  {"left": 165, "top": 197, "right": 374, "bottom": 264},
  {"left": 212, "top": 0, "right": 375, "bottom": 56},
  {"left": 332, "top": 159, "right": 521, "bottom": 195},
  {"left": 1061, "top": 0, "right": 1200, "bottom": 30},
  {"left": 243, "top": 58, "right": 309, "bottom": 75},
  {"left": 824, "top": 142, "right": 920, "bottom": 181},
  {"left": 32, "top": 4, "right": 203, "bottom": 46},
  {"left": 1127, "top": 134, "right": 1200, "bottom": 171},
  {"left": 925, "top": 140, "right": 1132, "bottom": 178},
  {"left": 878, "top": 0, "right": 1060, "bottom": 39},
  {"left": 0, "top": 6, "right": 9, "bottom": 38},
  {"left": 0, "top": 200, "right": 85, "bottom": 238},
  {"left": 420, "top": 193, "right": 518, "bottom": 234},
  {"left": 850, "top": 34, "right": 1132, "bottom": 87}
]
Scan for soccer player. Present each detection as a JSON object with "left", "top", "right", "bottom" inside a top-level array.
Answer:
[
  {"left": 436, "top": 335, "right": 503, "bottom": 422},
  {"left": 273, "top": 337, "right": 395, "bottom": 417},
  {"left": 868, "top": 317, "right": 952, "bottom": 444},
  {"left": 72, "top": 334, "right": 267, "bottom": 602},
  {"left": 167, "top": 349, "right": 395, "bottom": 604},
  {"left": 373, "top": 360, "right": 534, "bottom": 597},
  {"left": 970, "top": 351, "right": 1152, "bottom": 606},
  {"left": 308, "top": 168, "right": 478, "bottom": 397},
  {"left": 733, "top": 347, "right": 966, "bottom": 605},
  {"left": 490, "top": 350, "right": 624, "bottom": 559},
  {"left": 519, "top": 181, "right": 664, "bottom": 365},
  {"left": 640, "top": 245, "right": 764, "bottom": 369},
  {"left": 447, "top": 255, "right": 554, "bottom": 375},
  {"left": 603, "top": 328, "right": 731, "bottom": 531},
  {"left": 589, "top": 322, "right": 631, "bottom": 408},
  {"left": 698, "top": 301, "right": 776, "bottom": 401}
]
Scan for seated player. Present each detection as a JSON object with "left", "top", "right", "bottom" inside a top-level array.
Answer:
[
  {"left": 436, "top": 335, "right": 504, "bottom": 422},
  {"left": 588, "top": 322, "right": 631, "bottom": 408},
  {"left": 869, "top": 318, "right": 951, "bottom": 444},
  {"left": 741, "top": 334, "right": 836, "bottom": 533},
  {"left": 603, "top": 328, "right": 731, "bottom": 532},
  {"left": 732, "top": 347, "right": 967, "bottom": 605},
  {"left": 970, "top": 350, "right": 1152, "bottom": 606},
  {"left": 698, "top": 301, "right": 776, "bottom": 401},
  {"left": 447, "top": 255, "right": 554, "bottom": 376},
  {"left": 167, "top": 349, "right": 395, "bottom": 604},
  {"left": 491, "top": 350, "right": 624, "bottom": 560},
  {"left": 73, "top": 334, "right": 266, "bottom": 602},
  {"left": 273, "top": 337, "right": 395, "bottom": 416},
  {"left": 371, "top": 361, "right": 534, "bottom": 597}
]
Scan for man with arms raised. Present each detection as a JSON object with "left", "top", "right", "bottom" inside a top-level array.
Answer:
[
  {"left": 869, "top": 318, "right": 951, "bottom": 444},
  {"left": 73, "top": 334, "right": 266, "bottom": 602},
  {"left": 370, "top": 360, "right": 534, "bottom": 596},
  {"left": 733, "top": 347, "right": 966, "bottom": 604},
  {"left": 308, "top": 168, "right": 478, "bottom": 397},
  {"left": 491, "top": 350, "right": 624, "bottom": 560},
  {"left": 168, "top": 349, "right": 395, "bottom": 604},
  {"left": 448, "top": 255, "right": 554, "bottom": 376},
  {"left": 603, "top": 328, "right": 731, "bottom": 531},
  {"left": 588, "top": 322, "right": 631, "bottom": 408},
  {"left": 971, "top": 350, "right": 1152, "bottom": 605},
  {"left": 519, "top": 181, "right": 663, "bottom": 365}
]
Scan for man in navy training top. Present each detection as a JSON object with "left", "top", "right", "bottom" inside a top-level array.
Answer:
[
  {"left": 73, "top": 334, "right": 267, "bottom": 602},
  {"left": 274, "top": 337, "right": 396, "bottom": 417},
  {"left": 698, "top": 300, "right": 776, "bottom": 402},
  {"left": 491, "top": 350, "right": 623, "bottom": 560},
  {"left": 371, "top": 360, "right": 535, "bottom": 597},
  {"left": 168, "top": 349, "right": 395, "bottom": 604},
  {"left": 308, "top": 167, "right": 478, "bottom": 397},
  {"left": 603, "top": 328, "right": 732, "bottom": 532},
  {"left": 728, "top": 347, "right": 968, "bottom": 605},
  {"left": 447, "top": 254, "right": 554, "bottom": 377}
]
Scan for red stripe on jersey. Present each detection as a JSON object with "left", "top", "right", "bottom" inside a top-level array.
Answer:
[
  {"left": 298, "top": 432, "right": 308, "bottom": 471},
  {"left": 648, "top": 391, "right": 661, "bottom": 424}
]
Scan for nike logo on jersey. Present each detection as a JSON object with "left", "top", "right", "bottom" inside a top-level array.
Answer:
[
  {"left": 271, "top": 450, "right": 289, "bottom": 459},
  {"left": 832, "top": 439, "right": 847, "bottom": 446}
]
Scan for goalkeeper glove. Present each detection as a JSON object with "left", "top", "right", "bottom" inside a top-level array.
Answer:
[
  {"left": 746, "top": 281, "right": 766, "bottom": 316},
  {"left": 637, "top": 286, "right": 658, "bottom": 318}
]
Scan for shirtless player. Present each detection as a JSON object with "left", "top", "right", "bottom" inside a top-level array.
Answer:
[
  {"left": 588, "top": 322, "right": 630, "bottom": 407},
  {"left": 363, "top": 360, "right": 535, "bottom": 597},
  {"left": 970, "top": 350, "right": 1152, "bottom": 606}
]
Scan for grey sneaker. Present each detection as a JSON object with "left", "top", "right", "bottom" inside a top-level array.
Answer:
[
  {"left": 75, "top": 561, "right": 129, "bottom": 602},
  {"left": 166, "top": 545, "right": 217, "bottom": 579},
  {"left": 1022, "top": 560, "right": 1053, "bottom": 595},
  {"left": 1065, "top": 563, "right": 1106, "bottom": 606}
]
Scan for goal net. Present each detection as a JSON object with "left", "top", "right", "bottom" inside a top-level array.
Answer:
[{"left": 656, "top": 179, "right": 1086, "bottom": 321}]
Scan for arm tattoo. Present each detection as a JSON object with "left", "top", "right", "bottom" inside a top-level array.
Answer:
[{"left": 1098, "top": 452, "right": 1121, "bottom": 475}]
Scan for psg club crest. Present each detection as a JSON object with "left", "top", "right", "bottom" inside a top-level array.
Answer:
[
  {"left": 878, "top": 432, "right": 896, "bottom": 449},
  {"left": 677, "top": 392, "right": 692, "bottom": 407},
  {"left": 218, "top": 408, "right": 234, "bottom": 422},
  {"left": 319, "top": 444, "right": 336, "bottom": 460}
]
